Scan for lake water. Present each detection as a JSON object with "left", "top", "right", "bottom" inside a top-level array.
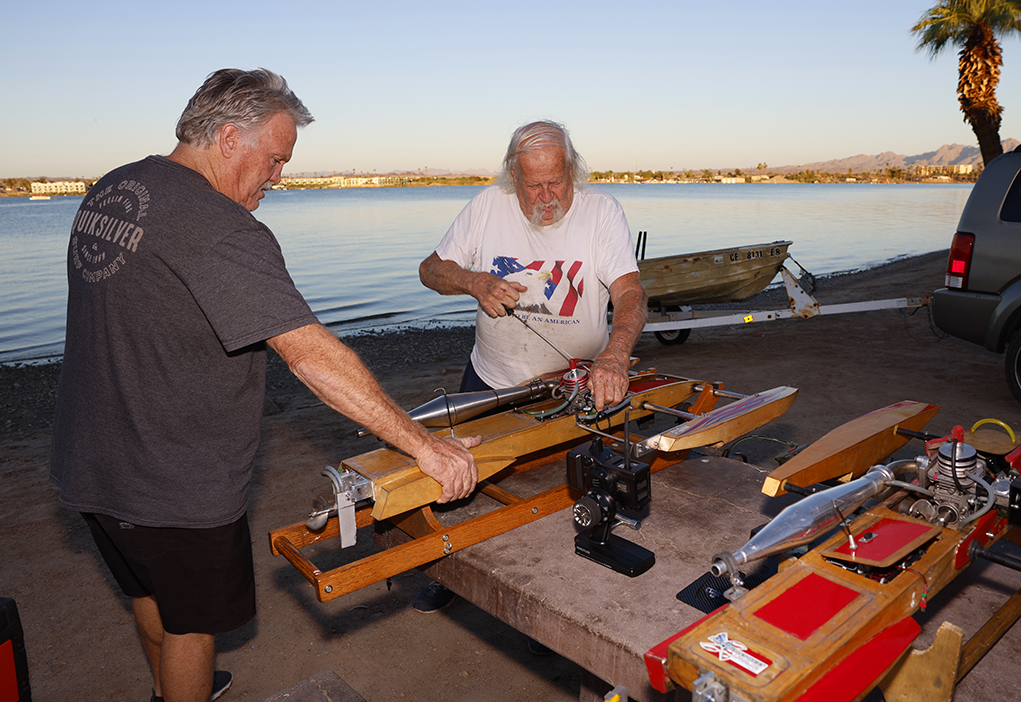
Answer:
[{"left": 0, "top": 183, "right": 971, "bottom": 364}]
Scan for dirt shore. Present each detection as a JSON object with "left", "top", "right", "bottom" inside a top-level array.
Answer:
[{"left": 4, "top": 250, "right": 1021, "bottom": 701}]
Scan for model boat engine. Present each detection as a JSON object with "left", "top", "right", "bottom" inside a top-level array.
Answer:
[
  {"left": 567, "top": 438, "right": 655, "bottom": 577},
  {"left": 901, "top": 433, "right": 1002, "bottom": 527},
  {"left": 517, "top": 361, "right": 596, "bottom": 421}
]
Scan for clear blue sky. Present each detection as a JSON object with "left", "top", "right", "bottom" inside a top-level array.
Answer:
[{"left": 4, "top": 1, "right": 1019, "bottom": 179}]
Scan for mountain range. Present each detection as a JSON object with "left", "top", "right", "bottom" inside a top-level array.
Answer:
[{"left": 762, "top": 138, "right": 1019, "bottom": 175}]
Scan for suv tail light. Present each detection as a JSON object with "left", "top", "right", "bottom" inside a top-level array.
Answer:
[{"left": 945, "top": 232, "right": 975, "bottom": 290}]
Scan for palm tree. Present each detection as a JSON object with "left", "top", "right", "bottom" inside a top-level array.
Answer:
[{"left": 911, "top": 0, "right": 1021, "bottom": 165}]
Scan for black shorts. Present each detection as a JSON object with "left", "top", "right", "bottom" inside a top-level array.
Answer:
[{"left": 82, "top": 512, "right": 256, "bottom": 635}]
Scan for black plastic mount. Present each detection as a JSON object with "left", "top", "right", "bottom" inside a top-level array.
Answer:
[{"left": 575, "top": 531, "right": 655, "bottom": 577}]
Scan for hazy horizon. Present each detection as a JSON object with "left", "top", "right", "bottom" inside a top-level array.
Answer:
[{"left": 10, "top": 135, "right": 1014, "bottom": 182}]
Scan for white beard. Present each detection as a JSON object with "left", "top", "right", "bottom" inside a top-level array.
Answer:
[{"left": 529, "top": 197, "right": 567, "bottom": 228}]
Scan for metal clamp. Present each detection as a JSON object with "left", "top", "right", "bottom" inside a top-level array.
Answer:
[
  {"left": 305, "top": 466, "right": 374, "bottom": 550},
  {"left": 693, "top": 671, "right": 730, "bottom": 702}
]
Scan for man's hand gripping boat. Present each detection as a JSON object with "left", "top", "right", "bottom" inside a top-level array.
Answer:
[{"left": 269, "top": 363, "right": 797, "bottom": 602}]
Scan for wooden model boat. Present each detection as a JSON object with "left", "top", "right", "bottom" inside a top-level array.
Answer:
[
  {"left": 348, "top": 376, "right": 796, "bottom": 521},
  {"left": 638, "top": 240, "right": 792, "bottom": 306},
  {"left": 269, "top": 365, "right": 798, "bottom": 602},
  {"left": 647, "top": 405, "right": 1021, "bottom": 702}
]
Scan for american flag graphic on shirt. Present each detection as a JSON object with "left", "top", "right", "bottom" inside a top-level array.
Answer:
[{"left": 490, "top": 256, "right": 584, "bottom": 316}]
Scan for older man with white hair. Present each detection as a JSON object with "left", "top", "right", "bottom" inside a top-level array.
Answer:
[
  {"left": 420, "top": 120, "right": 647, "bottom": 409},
  {"left": 415, "top": 120, "right": 648, "bottom": 617}
]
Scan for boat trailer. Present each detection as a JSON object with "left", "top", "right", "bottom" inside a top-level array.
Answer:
[{"left": 643, "top": 264, "right": 932, "bottom": 345}]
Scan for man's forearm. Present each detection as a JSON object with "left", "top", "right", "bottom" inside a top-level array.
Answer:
[
  {"left": 602, "top": 282, "right": 648, "bottom": 363},
  {"left": 269, "top": 324, "right": 431, "bottom": 455},
  {"left": 419, "top": 252, "right": 477, "bottom": 297},
  {"left": 589, "top": 277, "right": 647, "bottom": 409},
  {"left": 270, "top": 323, "right": 480, "bottom": 503},
  {"left": 420, "top": 251, "right": 524, "bottom": 318}
]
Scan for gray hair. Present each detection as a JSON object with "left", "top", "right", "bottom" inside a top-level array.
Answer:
[
  {"left": 498, "top": 120, "right": 589, "bottom": 191},
  {"left": 175, "top": 68, "right": 314, "bottom": 148}
]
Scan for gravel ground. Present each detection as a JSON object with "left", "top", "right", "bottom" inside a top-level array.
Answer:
[{"left": 0, "top": 362, "right": 63, "bottom": 436}]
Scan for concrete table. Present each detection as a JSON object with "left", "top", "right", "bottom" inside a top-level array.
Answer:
[
  {"left": 378, "top": 453, "right": 797, "bottom": 701},
  {"left": 377, "top": 452, "right": 1021, "bottom": 702}
]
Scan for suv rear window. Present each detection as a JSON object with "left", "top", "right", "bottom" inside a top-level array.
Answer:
[{"left": 1002, "top": 171, "right": 1021, "bottom": 222}]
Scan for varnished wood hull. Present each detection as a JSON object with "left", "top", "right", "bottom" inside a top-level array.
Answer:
[
  {"left": 645, "top": 400, "right": 1018, "bottom": 702},
  {"left": 269, "top": 370, "right": 797, "bottom": 602},
  {"left": 345, "top": 376, "right": 798, "bottom": 521},
  {"left": 761, "top": 400, "right": 940, "bottom": 497}
]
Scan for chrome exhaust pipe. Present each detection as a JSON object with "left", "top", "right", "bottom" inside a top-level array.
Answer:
[
  {"left": 357, "top": 378, "right": 556, "bottom": 437},
  {"left": 711, "top": 464, "right": 895, "bottom": 579}
]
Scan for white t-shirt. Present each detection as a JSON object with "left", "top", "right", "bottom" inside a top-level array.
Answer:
[{"left": 434, "top": 184, "right": 639, "bottom": 388}]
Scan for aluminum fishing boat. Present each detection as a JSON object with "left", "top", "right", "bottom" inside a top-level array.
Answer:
[{"left": 637, "top": 238, "right": 793, "bottom": 306}]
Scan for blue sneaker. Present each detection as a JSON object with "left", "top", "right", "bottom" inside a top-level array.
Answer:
[{"left": 412, "top": 581, "right": 456, "bottom": 613}]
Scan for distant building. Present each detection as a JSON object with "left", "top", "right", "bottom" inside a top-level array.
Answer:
[
  {"left": 916, "top": 164, "right": 974, "bottom": 176},
  {"left": 282, "top": 175, "right": 342, "bottom": 188},
  {"left": 31, "top": 181, "right": 87, "bottom": 195},
  {"left": 279, "top": 175, "right": 405, "bottom": 189}
]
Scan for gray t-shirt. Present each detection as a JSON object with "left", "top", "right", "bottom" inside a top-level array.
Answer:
[{"left": 50, "top": 155, "right": 319, "bottom": 528}]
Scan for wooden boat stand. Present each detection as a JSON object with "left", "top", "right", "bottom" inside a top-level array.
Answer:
[{"left": 269, "top": 383, "right": 725, "bottom": 603}]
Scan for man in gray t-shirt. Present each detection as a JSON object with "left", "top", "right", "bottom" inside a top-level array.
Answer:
[{"left": 51, "top": 68, "right": 479, "bottom": 702}]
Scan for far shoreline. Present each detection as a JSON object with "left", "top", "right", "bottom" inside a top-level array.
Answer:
[{"left": 1, "top": 176, "right": 978, "bottom": 198}]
